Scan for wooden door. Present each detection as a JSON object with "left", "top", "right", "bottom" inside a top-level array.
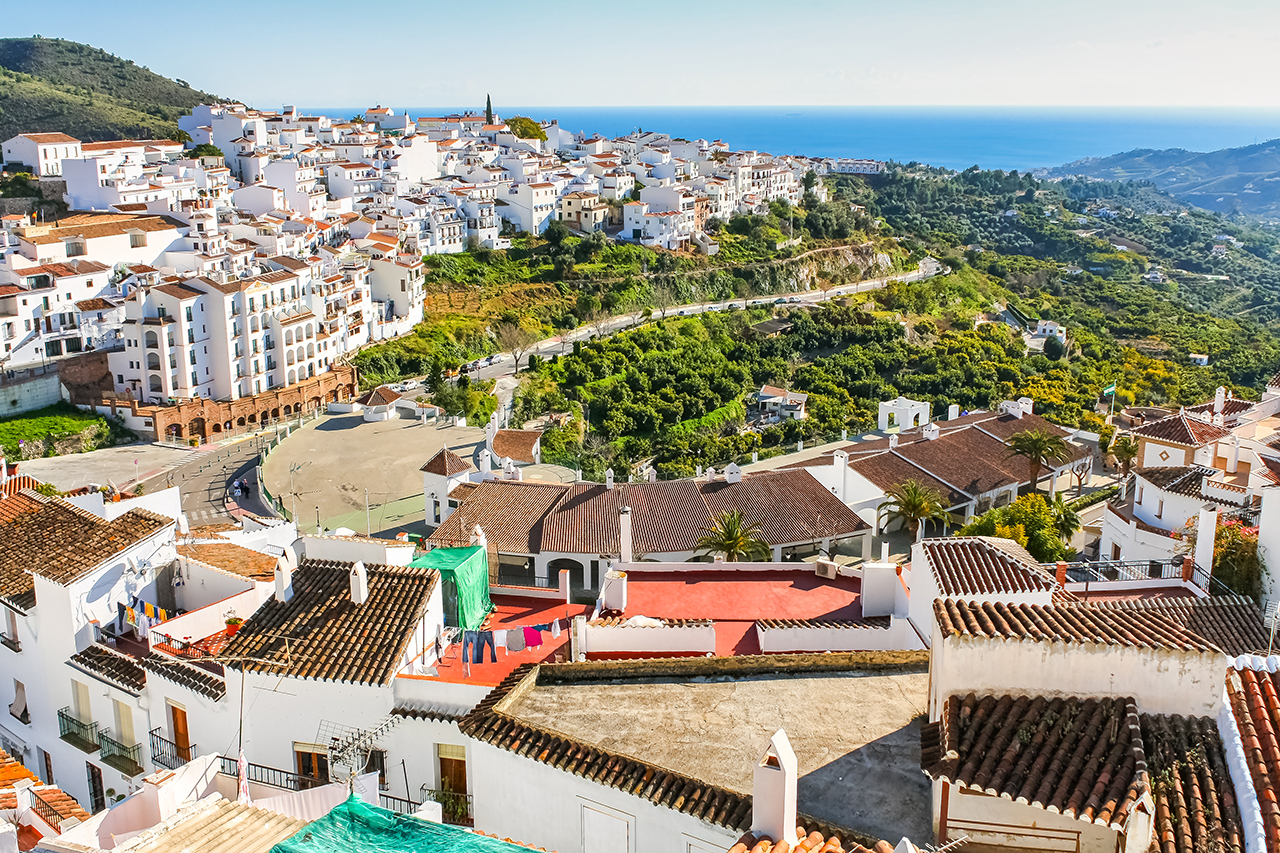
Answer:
[
  {"left": 439, "top": 756, "right": 467, "bottom": 795},
  {"left": 170, "top": 705, "right": 190, "bottom": 755}
]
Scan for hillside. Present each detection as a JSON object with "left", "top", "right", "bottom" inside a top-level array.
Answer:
[
  {"left": 1036, "top": 139, "right": 1280, "bottom": 218},
  {"left": 0, "top": 37, "right": 223, "bottom": 142}
]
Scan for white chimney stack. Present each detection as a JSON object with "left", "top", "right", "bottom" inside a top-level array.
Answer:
[
  {"left": 349, "top": 560, "right": 369, "bottom": 605},
  {"left": 1018, "top": 396, "right": 1034, "bottom": 416},
  {"left": 605, "top": 468, "right": 615, "bottom": 490},
  {"left": 724, "top": 463, "right": 743, "bottom": 484},
  {"left": 1194, "top": 506, "right": 1217, "bottom": 577},
  {"left": 470, "top": 524, "right": 488, "bottom": 551},
  {"left": 619, "top": 505, "right": 633, "bottom": 564},
  {"left": 751, "top": 730, "right": 800, "bottom": 849},
  {"left": 889, "top": 434, "right": 899, "bottom": 449},
  {"left": 1214, "top": 386, "right": 1227, "bottom": 415},
  {"left": 947, "top": 404, "right": 960, "bottom": 421},
  {"left": 0, "top": 457, "right": 7, "bottom": 487},
  {"left": 274, "top": 563, "right": 293, "bottom": 603},
  {"left": 600, "top": 569, "right": 627, "bottom": 611},
  {"left": 923, "top": 423, "right": 940, "bottom": 441}
]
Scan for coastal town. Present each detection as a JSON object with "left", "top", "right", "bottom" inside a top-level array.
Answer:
[{"left": 0, "top": 97, "right": 1279, "bottom": 853}]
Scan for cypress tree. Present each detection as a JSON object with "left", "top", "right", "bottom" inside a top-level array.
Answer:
[{"left": 485, "top": 94, "right": 493, "bottom": 125}]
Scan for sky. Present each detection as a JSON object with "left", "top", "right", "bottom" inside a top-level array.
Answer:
[{"left": 14, "top": 0, "right": 1280, "bottom": 108}]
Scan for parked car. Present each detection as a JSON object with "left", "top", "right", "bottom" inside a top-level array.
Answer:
[
  {"left": 401, "top": 379, "right": 419, "bottom": 391},
  {"left": 774, "top": 298, "right": 787, "bottom": 304},
  {"left": 677, "top": 309, "right": 687, "bottom": 316},
  {"left": 788, "top": 296, "right": 802, "bottom": 303},
  {"left": 491, "top": 354, "right": 505, "bottom": 362}
]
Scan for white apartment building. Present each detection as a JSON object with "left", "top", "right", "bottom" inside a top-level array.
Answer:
[
  {"left": 0, "top": 259, "right": 114, "bottom": 366},
  {"left": 2, "top": 132, "right": 82, "bottom": 177}
]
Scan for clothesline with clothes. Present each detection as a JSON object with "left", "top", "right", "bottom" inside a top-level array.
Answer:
[
  {"left": 458, "top": 618, "right": 564, "bottom": 675},
  {"left": 120, "top": 596, "right": 171, "bottom": 636}
]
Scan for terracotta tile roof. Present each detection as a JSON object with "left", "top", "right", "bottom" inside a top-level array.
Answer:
[
  {"left": 0, "top": 748, "right": 91, "bottom": 826},
  {"left": 1133, "top": 465, "right": 1251, "bottom": 507},
  {"left": 893, "top": 428, "right": 1024, "bottom": 496},
  {"left": 698, "top": 470, "right": 870, "bottom": 545},
  {"left": 0, "top": 476, "right": 43, "bottom": 501},
  {"left": 428, "top": 480, "right": 569, "bottom": 552},
  {"left": 490, "top": 429, "right": 542, "bottom": 464},
  {"left": 74, "top": 297, "right": 115, "bottom": 311},
  {"left": 1227, "top": 664, "right": 1280, "bottom": 851},
  {"left": 1260, "top": 456, "right": 1280, "bottom": 486},
  {"left": 1186, "top": 398, "right": 1256, "bottom": 418},
  {"left": 0, "top": 492, "right": 173, "bottom": 606},
  {"left": 178, "top": 542, "right": 279, "bottom": 581},
  {"left": 1083, "top": 596, "right": 1265, "bottom": 657},
  {"left": 729, "top": 829, "right": 887, "bottom": 853},
  {"left": 933, "top": 598, "right": 1228, "bottom": 652},
  {"left": 448, "top": 481, "right": 478, "bottom": 501},
  {"left": 69, "top": 642, "right": 147, "bottom": 694},
  {"left": 841, "top": 451, "right": 972, "bottom": 506},
  {"left": 123, "top": 796, "right": 308, "bottom": 853},
  {"left": 26, "top": 213, "right": 185, "bottom": 244},
  {"left": 390, "top": 700, "right": 470, "bottom": 723},
  {"left": 219, "top": 559, "right": 437, "bottom": 686},
  {"left": 17, "top": 132, "right": 79, "bottom": 143},
  {"left": 355, "top": 385, "right": 401, "bottom": 407},
  {"left": 14, "top": 259, "right": 111, "bottom": 279},
  {"left": 920, "top": 537, "right": 1054, "bottom": 596},
  {"left": 154, "top": 281, "right": 207, "bottom": 300},
  {"left": 420, "top": 448, "right": 474, "bottom": 476},
  {"left": 920, "top": 693, "right": 1148, "bottom": 830},
  {"left": 0, "top": 749, "right": 38, "bottom": 788},
  {"left": 139, "top": 652, "right": 226, "bottom": 700},
  {"left": 1142, "top": 712, "right": 1245, "bottom": 853},
  {"left": 1130, "top": 413, "right": 1234, "bottom": 447},
  {"left": 540, "top": 480, "right": 708, "bottom": 556}
]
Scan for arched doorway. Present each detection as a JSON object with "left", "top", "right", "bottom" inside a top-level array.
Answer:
[
  {"left": 236, "top": 417, "right": 246, "bottom": 427},
  {"left": 548, "top": 558, "right": 587, "bottom": 594},
  {"left": 188, "top": 418, "right": 206, "bottom": 442}
]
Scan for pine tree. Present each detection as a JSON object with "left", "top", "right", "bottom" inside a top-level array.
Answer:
[{"left": 485, "top": 94, "right": 493, "bottom": 125}]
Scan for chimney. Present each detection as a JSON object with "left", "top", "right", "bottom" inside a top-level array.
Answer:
[
  {"left": 600, "top": 569, "right": 627, "bottom": 611},
  {"left": 647, "top": 468, "right": 657, "bottom": 483},
  {"left": 751, "top": 730, "right": 800, "bottom": 849},
  {"left": 705, "top": 467, "right": 716, "bottom": 483},
  {"left": 1018, "top": 396, "right": 1034, "bottom": 416},
  {"left": 619, "top": 505, "right": 633, "bottom": 564},
  {"left": 1214, "top": 386, "right": 1227, "bottom": 415},
  {"left": 922, "top": 423, "right": 940, "bottom": 441},
  {"left": 947, "top": 404, "right": 960, "bottom": 421},
  {"left": 12, "top": 778, "right": 34, "bottom": 813},
  {"left": 274, "top": 563, "right": 293, "bottom": 603},
  {"left": 724, "top": 463, "right": 743, "bottom": 484},
  {"left": 349, "top": 560, "right": 368, "bottom": 605},
  {"left": 470, "top": 524, "right": 488, "bottom": 551},
  {"left": 1194, "top": 507, "right": 1217, "bottom": 577},
  {"left": 1227, "top": 435, "right": 1241, "bottom": 474},
  {"left": 605, "top": 468, "right": 615, "bottom": 490},
  {"left": 888, "top": 434, "right": 899, "bottom": 450}
]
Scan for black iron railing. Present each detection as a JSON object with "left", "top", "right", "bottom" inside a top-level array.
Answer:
[
  {"left": 57, "top": 707, "right": 100, "bottom": 753},
  {"left": 494, "top": 572, "right": 556, "bottom": 589},
  {"left": 30, "top": 789, "right": 62, "bottom": 829},
  {"left": 1047, "top": 557, "right": 1240, "bottom": 598},
  {"left": 99, "top": 731, "right": 144, "bottom": 776},
  {"left": 0, "top": 632, "right": 20, "bottom": 652},
  {"left": 150, "top": 728, "right": 196, "bottom": 770},
  {"left": 379, "top": 793, "right": 420, "bottom": 815},
  {"left": 217, "top": 756, "right": 323, "bottom": 791},
  {"left": 421, "top": 788, "right": 473, "bottom": 826}
]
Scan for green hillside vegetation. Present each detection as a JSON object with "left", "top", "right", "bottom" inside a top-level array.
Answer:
[
  {"left": 0, "top": 37, "right": 223, "bottom": 142},
  {"left": 1037, "top": 139, "right": 1280, "bottom": 217}
]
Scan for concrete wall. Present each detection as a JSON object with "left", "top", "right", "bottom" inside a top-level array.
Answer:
[
  {"left": 932, "top": 779, "right": 1129, "bottom": 853},
  {"left": 582, "top": 622, "right": 716, "bottom": 656},
  {"left": 929, "top": 632, "right": 1227, "bottom": 719},
  {"left": 0, "top": 368, "right": 64, "bottom": 414},
  {"left": 756, "top": 617, "right": 924, "bottom": 652}
]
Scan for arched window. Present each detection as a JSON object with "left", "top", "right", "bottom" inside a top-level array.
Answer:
[
  {"left": 146, "top": 353, "right": 161, "bottom": 370},
  {"left": 305, "top": 324, "right": 313, "bottom": 339},
  {"left": 285, "top": 329, "right": 293, "bottom": 346},
  {"left": 306, "top": 343, "right": 314, "bottom": 358},
  {"left": 288, "top": 369, "right": 296, "bottom": 385},
  {"left": 149, "top": 375, "right": 162, "bottom": 392},
  {"left": 250, "top": 316, "right": 259, "bottom": 332},
  {"left": 286, "top": 350, "right": 296, "bottom": 366},
  {"left": 145, "top": 330, "right": 159, "bottom": 348}
]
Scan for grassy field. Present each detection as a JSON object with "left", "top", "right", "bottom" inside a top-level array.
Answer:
[{"left": 0, "top": 402, "right": 108, "bottom": 457}]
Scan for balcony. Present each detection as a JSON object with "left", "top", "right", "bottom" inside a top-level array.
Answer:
[
  {"left": 99, "top": 731, "right": 144, "bottom": 776},
  {"left": 57, "top": 707, "right": 100, "bottom": 753},
  {"left": 217, "top": 756, "right": 323, "bottom": 791},
  {"left": 150, "top": 728, "right": 196, "bottom": 770},
  {"left": 421, "top": 788, "right": 473, "bottom": 826},
  {"left": 31, "top": 789, "right": 64, "bottom": 830},
  {"left": 0, "top": 632, "right": 19, "bottom": 653}
]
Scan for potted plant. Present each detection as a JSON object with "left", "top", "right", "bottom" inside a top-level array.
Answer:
[{"left": 224, "top": 615, "right": 244, "bottom": 635}]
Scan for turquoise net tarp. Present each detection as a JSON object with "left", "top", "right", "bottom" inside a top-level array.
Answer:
[
  {"left": 271, "top": 794, "right": 528, "bottom": 853},
  {"left": 410, "top": 545, "right": 492, "bottom": 630}
]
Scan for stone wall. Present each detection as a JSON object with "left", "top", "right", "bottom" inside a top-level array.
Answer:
[
  {"left": 57, "top": 349, "right": 115, "bottom": 401},
  {"left": 0, "top": 364, "right": 64, "bottom": 415},
  {"left": 16, "top": 423, "right": 103, "bottom": 460}
]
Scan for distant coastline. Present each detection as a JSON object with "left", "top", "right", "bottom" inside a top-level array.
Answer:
[{"left": 304, "top": 105, "right": 1280, "bottom": 173}]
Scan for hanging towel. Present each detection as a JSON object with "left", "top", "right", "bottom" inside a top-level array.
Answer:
[
  {"left": 494, "top": 630, "right": 507, "bottom": 650},
  {"left": 523, "top": 626, "right": 542, "bottom": 649},
  {"left": 532, "top": 623, "right": 551, "bottom": 632},
  {"left": 507, "top": 628, "right": 526, "bottom": 652},
  {"left": 144, "top": 602, "right": 155, "bottom": 619},
  {"left": 551, "top": 619, "right": 561, "bottom": 639}
]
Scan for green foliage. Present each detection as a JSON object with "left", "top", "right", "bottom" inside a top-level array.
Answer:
[
  {"left": 505, "top": 115, "right": 547, "bottom": 141},
  {"left": 0, "top": 37, "right": 223, "bottom": 141},
  {"left": 0, "top": 402, "right": 109, "bottom": 457},
  {"left": 1005, "top": 428, "right": 1073, "bottom": 487},
  {"left": 959, "top": 493, "right": 1067, "bottom": 562},
  {"left": 665, "top": 400, "right": 746, "bottom": 438},
  {"left": 0, "top": 172, "right": 40, "bottom": 198},
  {"left": 878, "top": 480, "right": 950, "bottom": 538},
  {"left": 185, "top": 143, "right": 223, "bottom": 159},
  {"left": 696, "top": 509, "right": 771, "bottom": 562}
]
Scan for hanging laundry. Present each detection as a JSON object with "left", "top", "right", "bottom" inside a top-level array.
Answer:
[
  {"left": 506, "top": 628, "right": 526, "bottom": 653},
  {"left": 551, "top": 619, "right": 561, "bottom": 639},
  {"left": 523, "top": 626, "right": 542, "bottom": 649},
  {"left": 494, "top": 631, "right": 507, "bottom": 651},
  {"left": 532, "top": 623, "right": 551, "bottom": 632},
  {"left": 144, "top": 602, "right": 155, "bottom": 619},
  {"left": 475, "top": 631, "right": 496, "bottom": 663}
]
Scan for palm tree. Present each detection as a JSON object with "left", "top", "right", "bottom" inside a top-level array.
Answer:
[
  {"left": 697, "top": 510, "right": 771, "bottom": 562},
  {"left": 1007, "top": 428, "right": 1073, "bottom": 491},
  {"left": 878, "top": 480, "right": 949, "bottom": 540},
  {"left": 1110, "top": 435, "right": 1139, "bottom": 477},
  {"left": 1050, "top": 492, "right": 1082, "bottom": 544}
]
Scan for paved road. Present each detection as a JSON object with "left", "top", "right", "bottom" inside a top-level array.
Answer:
[{"left": 138, "top": 435, "right": 276, "bottom": 527}]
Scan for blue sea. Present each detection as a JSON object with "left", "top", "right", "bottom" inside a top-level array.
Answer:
[{"left": 305, "top": 106, "right": 1280, "bottom": 173}]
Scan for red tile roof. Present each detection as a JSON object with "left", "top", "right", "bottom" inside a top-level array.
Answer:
[
  {"left": 729, "top": 830, "right": 887, "bottom": 853},
  {"left": 922, "top": 693, "right": 1148, "bottom": 829},
  {"left": 920, "top": 537, "right": 1055, "bottom": 596},
  {"left": 698, "top": 470, "right": 870, "bottom": 544},
  {"left": 430, "top": 480, "right": 570, "bottom": 552},
  {"left": 420, "top": 448, "right": 474, "bottom": 476},
  {"left": 355, "top": 385, "right": 401, "bottom": 407},
  {"left": 1143, "top": 712, "right": 1245, "bottom": 853},
  {"left": 933, "top": 598, "right": 1232, "bottom": 652},
  {"left": 1131, "top": 413, "right": 1234, "bottom": 447},
  {"left": 490, "top": 429, "right": 542, "bottom": 464},
  {"left": 1228, "top": 665, "right": 1280, "bottom": 852}
]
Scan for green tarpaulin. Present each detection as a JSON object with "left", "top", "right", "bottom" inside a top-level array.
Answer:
[
  {"left": 410, "top": 545, "right": 492, "bottom": 630},
  {"left": 272, "top": 794, "right": 529, "bottom": 853}
]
